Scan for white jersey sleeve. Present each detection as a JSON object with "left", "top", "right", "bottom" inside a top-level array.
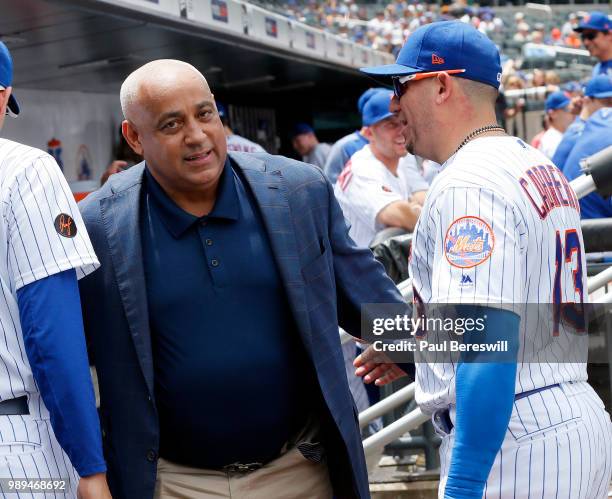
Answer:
[
  {"left": 423, "top": 186, "right": 525, "bottom": 304},
  {"left": 3, "top": 152, "right": 99, "bottom": 290},
  {"left": 399, "top": 154, "right": 429, "bottom": 194},
  {"left": 338, "top": 164, "right": 403, "bottom": 225}
]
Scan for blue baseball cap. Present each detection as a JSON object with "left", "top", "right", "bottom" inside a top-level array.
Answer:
[
  {"left": 584, "top": 75, "right": 612, "bottom": 99},
  {"left": 562, "top": 81, "right": 582, "bottom": 93},
  {"left": 361, "top": 89, "right": 395, "bottom": 126},
  {"left": 575, "top": 11, "right": 610, "bottom": 32},
  {"left": 216, "top": 102, "right": 227, "bottom": 118},
  {"left": 0, "top": 42, "right": 20, "bottom": 117},
  {"left": 357, "top": 88, "right": 384, "bottom": 114},
  {"left": 290, "top": 123, "right": 314, "bottom": 138},
  {"left": 545, "top": 91, "right": 571, "bottom": 112},
  {"left": 360, "top": 21, "right": 502, "bottom": 90}
]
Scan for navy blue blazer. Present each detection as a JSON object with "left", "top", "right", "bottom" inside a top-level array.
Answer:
[{"left": 78, "top": 152, "right": 406, "bottom": 499}]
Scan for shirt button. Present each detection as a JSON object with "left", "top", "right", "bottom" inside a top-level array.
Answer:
[
  {"left": 146, "top": 449, "right": 157, "bottom": 462},
  {"left": 200, "top": 219, "right": 207, "bottom": 227},
  {"left": 211, "top": 258, "right": 219, "bottom": 267},
  {"left": 206, "top": 239, "right": 213, "bottom": 246}
]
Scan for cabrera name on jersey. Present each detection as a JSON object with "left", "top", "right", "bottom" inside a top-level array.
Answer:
[{"left": 409, "top": 136, "right": 586, "bottom": 414}]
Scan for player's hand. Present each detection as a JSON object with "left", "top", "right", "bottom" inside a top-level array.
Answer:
[
  {"left": 568, "top": 96, "right": 583, "bottom": 115},
  {"left": 354, "top": 344, "right": 408, "bottom": 386},
  {"left": 77, "top": 473, "right": 112, "bottom": 499},
  {"left": 100, "top": 160, "right": 128, "bottom": 186}
]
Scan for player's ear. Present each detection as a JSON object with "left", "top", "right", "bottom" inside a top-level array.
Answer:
[
  {"left": 0, "top": 86, "right": 11, "bottom": 117},
  {"left": 362, "top": 126, "right": 373, "bottom": 140},
  {"left": 122, "top": 120, "right": 144, "bottom": 156},
  {"left": 434, "top": 73, "right": 452, "bottom": 105}
]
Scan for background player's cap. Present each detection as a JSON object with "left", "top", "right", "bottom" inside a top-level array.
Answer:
[
  {"left": 290, "top": 123, "right": 314, "bottom": 139},
  {"left": 561, "top": 81, "right": 582, "bottom": 93},
  {"left": 361, "top": 89, "right": 395, "bottom": 126},
  {"left": 545, "top": 91, "right": 571, "bottom": 112},
  {"left": 360, "top": 21, "right": 502, "bottom": 90},
  {"left": 357, "top": 88, "right": 385, "bottom": 114},
  {"left": 574, "top": 11, "right": 610, "bottom": 32},
  {"left": 0, "top": 42, "right": 20, "bottom": 118},
  {"left": 216, "top": 102, "right": 227, "bottom": 119},
  {"left": 584, "top": 75, "right": 612, "bottom": 99}
]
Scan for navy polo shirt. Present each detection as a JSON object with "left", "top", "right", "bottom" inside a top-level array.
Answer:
[{"left": 141, "top": 160, "right": 316, "bottom": 468}]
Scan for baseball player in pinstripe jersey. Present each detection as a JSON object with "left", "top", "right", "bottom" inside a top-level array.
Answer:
[
  {"left": 358, "top": 22, "right": 612, "bottom": 498},
  {"left": 0, "top": 43, "right": 110, "bottom": 497}
]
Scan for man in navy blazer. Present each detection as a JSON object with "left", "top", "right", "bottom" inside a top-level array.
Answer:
[{"left": 78, "top": 59, "right": 408, "bottom": 499}]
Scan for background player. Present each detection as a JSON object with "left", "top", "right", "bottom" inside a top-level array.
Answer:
[
  {"left": 218, "top": 102, "right": 266, "bottom": 153},
  {"left": 334, "top": 88, "right": 427, "bottom": 247},
  {"left": 0, "top": 42, "right": 110, "bottom": 498},
  {"left": 574, "top": 11, "right": 612, "bottom": 77},
  {"left": 323, "top": 88, "right": 380, "bottom": 185},
  {"left": 358, "top": 21, "right": 612, "bottom": 498}
]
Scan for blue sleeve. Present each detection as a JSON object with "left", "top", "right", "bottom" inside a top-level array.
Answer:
[
  {"left": 553, "top": 118, "right": 584, "bottom": 173},
  {"left": 323, "top": 143, "right": 349, "bottom": 185},
  {"left": 17, "top": 269, "right": 106, "bottom": 477},
  {"left": 444, "top": 306, "right": 519, "bottom": 499},
  {"left": 592, "top": 63, "right": 600, "bottom": 77}
]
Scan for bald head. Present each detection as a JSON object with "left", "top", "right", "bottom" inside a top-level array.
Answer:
[
  {"left": 120, "top": 59, "right": 211, "bottom": 125},
  {"left": 118, "top": 59, "right": 227, "bottom": 208}
]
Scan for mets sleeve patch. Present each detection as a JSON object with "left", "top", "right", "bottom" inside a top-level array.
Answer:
[{"left": 444, "top": 216, "right": 494, "bottom": 268}]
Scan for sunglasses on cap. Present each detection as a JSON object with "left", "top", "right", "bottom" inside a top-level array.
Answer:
[
  {"left": 580, "top": 31, "right": 602, "bottom": 41},
  {"left": 392, "top": 69, "right": 466, "bottom": 99}
]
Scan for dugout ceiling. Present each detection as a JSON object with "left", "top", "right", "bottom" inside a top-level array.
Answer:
[{"left": 0, "top": 0, "right": 375, "bottom": 103}]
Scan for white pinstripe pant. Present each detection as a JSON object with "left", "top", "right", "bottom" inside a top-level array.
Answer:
[
  {"left": 0, "top": 413, "right": 79, "bottom": 498},
  {"left": 435, "top": 382, "right": 612, "bottom": 499}
]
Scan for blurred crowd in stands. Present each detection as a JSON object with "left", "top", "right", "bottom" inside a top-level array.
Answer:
[
  {"left": 255, "top": 0, "right": 597, "bottom": 56},
  {"left": 252, "top": 0, "right": 607, "bottom": 126}
]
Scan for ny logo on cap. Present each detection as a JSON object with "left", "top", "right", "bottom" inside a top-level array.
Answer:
[{"left": 432, "top": 54, "right": 445, "bottom": 65}]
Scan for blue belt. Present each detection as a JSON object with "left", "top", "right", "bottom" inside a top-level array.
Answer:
[
  {"left": 0, "top": 396, "right": 29, "bottom": 416},
  {"left": 438, "top": 384, "right": 560, "bottom": 432},
  {"left": 514, "top": 383, "right": 560, "bottom": 401}
]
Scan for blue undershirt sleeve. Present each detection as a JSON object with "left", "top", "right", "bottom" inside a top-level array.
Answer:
[
  {"left": 17, "top": 269, "right": 106, "bottom": 477},
  {"left": 444, "top": 305, "right": 519, "bottom": 499}
]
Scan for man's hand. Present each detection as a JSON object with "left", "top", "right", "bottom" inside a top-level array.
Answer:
[
  {"left": 77, "top": 473, "right": 112, "bottom": 499},
  {"left": 354, "top": 344, "right": 408, "bottom": 386},
  {"left": 409, "top": 190, "right": 427, "bottom": 206},
  {"left": 409, "top": 202, "right": 422, "bottom": 218}
]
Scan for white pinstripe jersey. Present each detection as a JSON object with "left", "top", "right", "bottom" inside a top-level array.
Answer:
[
  {"left": 0, "top": 138, "right": 99, "bottom": 416},
  {"left": 409, "top": 136, "right": 588, "bottom": 415}
]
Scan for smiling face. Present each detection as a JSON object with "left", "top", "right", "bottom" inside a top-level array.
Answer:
[
  {"left": 122, "top": 62, "right": 227, "bottom": 199},
  {"left": 368, "top": 115, "right": 407, "bottom": 161},
  {"left": 390, "top": 78, "right": 435, "bottom": 159},
  {"left": 581, "top": 29, "right": 612, "bottom": 60}
]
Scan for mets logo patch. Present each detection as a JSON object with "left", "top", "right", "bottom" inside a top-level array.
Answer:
[
  {"left": 54, "top": 213, "right": 77, "bottom": 238},
  {"left": 444, "top": 216, "right": 494, "bottom": 268}
]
